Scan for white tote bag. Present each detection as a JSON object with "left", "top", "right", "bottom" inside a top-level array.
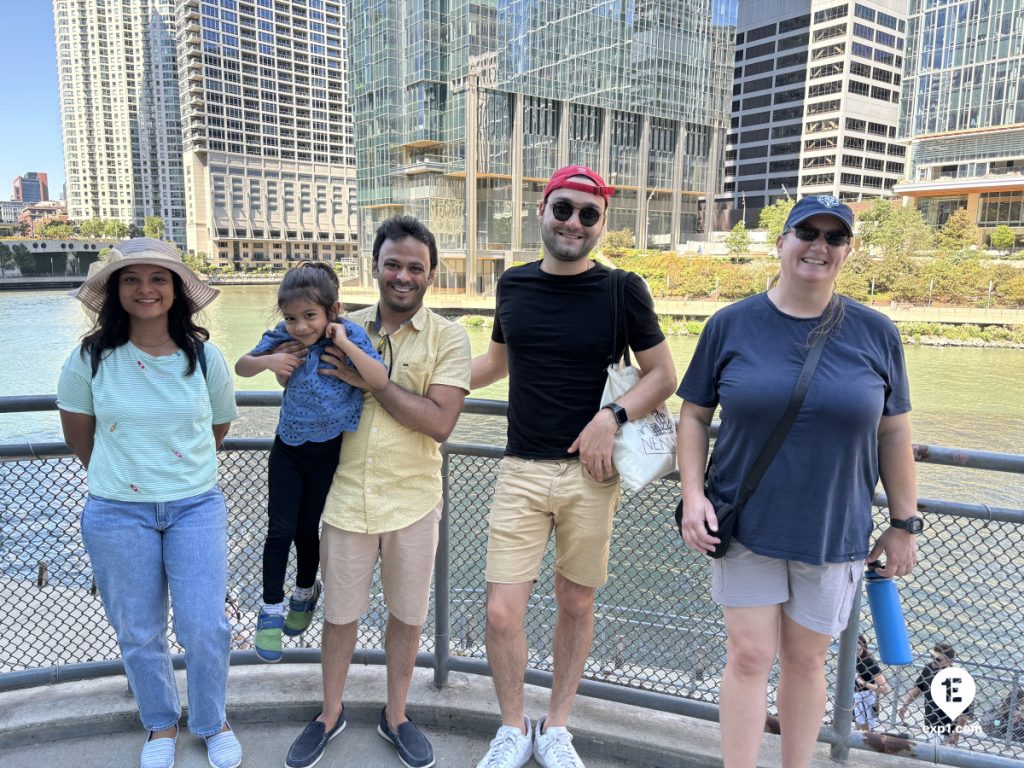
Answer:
[
  {"left": 601, "top": 362, "right": 677, "bottom": 492},
  {"left": 601, "top": 268, "right": 676, "bottom": 492}
]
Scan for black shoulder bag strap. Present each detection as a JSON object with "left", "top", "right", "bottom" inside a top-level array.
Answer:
[
  {"left": 607, "top": 267, "right": 632, "bottom": 368},
  {"left": 729, "top": 328, "right": 828, "bottom": 510}
]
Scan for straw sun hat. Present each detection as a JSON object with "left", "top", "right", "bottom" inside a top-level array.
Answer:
[{"left": 71, "top": 237, "right": 219, "bottom": 313}]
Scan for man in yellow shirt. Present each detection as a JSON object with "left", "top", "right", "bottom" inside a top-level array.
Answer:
[{"left": 285, "top": 216, "right": 471, "bottom": 768}]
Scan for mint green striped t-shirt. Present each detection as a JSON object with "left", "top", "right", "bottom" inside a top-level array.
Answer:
[{"left": 57, "top": 341, "right": 239, "bottom": 502}]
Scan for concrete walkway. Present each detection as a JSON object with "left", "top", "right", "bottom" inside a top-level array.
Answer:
[{"left": 0, "top": 664, "right": 930, "bottom": 768}]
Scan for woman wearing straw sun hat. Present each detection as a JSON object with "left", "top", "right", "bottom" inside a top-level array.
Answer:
[{"left": 57, "top": 238, "right": 242, "bottom": 768}]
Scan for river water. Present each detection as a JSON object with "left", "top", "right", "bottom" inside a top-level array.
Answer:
[
  {"left": 2, "top": 287, "right": 1023, "bottom": 737},
  {"left": 3, "top": 286, "right": 1021, "bottom": 508}
]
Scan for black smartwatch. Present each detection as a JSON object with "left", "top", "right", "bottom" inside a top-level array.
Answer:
[
  {"left": 602, "top": 402, "right": 629, "bottom": 428},
  {"left": 889, "top": 516, "right": 925, "bottom": 534}
]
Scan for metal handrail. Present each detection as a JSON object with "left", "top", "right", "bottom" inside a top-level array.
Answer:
[{"left": 2, "top": 395, "right": 1023, "bottom": 768}]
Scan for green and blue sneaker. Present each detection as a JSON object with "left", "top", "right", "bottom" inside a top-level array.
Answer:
[
  {"left": 254, "top": 607, "right": 284, "bottom": 663},
  {"left": 284, "top": 581, "right": 321, "bottom": 637}
]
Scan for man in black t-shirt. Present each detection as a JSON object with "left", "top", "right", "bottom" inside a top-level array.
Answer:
[
  {"left": 899, "top": 642, "right": 973, "bottom": 745},
  {"left": 471, "top": 165, "right": 677, "bottom": 768}
]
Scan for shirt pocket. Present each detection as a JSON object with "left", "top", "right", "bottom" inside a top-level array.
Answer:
[{"left": 394, "top": 361, "right": 432, "bottom": 396}]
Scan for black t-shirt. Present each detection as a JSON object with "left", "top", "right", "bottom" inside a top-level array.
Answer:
[
  {"left": 492, "top": 261, "right": 664, "bottom": 459},
  {"left": 856, "top": 655, "right": 882, "bottom": 691},
  {"left": 914, "top": 662, "right": 974, "bottom": 730}
]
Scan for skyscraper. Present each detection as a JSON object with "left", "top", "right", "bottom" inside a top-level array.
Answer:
[
  {"left": 53, "top": 0, "right": 186, "bottom": 245},
  {"left": 13, "top": 172, "right": 50, "bottom": 203},
  {"left": 176, "top": 0, "right": 359, "bottom": 269},
  {"left": 893, "top": 0, "right": 1024, "bottom": 245},
  {"left": 345, "top": 0, "right": 735, "bottom": 292},
  {"left": 722, "top": 0, "right": 908, "bottom": 228}
]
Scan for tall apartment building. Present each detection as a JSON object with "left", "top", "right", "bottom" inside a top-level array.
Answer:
[
  {"left": 176, "top": 0, "right": 358, "bottom": 269},
  {"left": 893, "top": 0, "right": 1024, "bottom": 245},
  {"left": 13, "top": 172, "right": 50, "bottom": 203},
  {"left": 53, "top": 0, "right": 187, "bottom": 245},
  {"left": 722, "top": 0, "right": 908, "bottom": 227},
  {"left": 345, "top": 0, "right": 735, "bottom": 292}
]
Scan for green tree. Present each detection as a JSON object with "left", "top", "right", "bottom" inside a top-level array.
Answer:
[
  {"left": 37, "top": 218, "right": 74, "bottom": 239},
  {"left": 143, "top": 216, "right": 166, "bottom": 239},
  {"left": 0, "top": 241, "right": 12, "bottom": 277},
  {"left": 857, "top": 198, "right": 934, "bottom": 258},
  {"left": 936, "top": 208, "right": 981, "bottom": 253},
  {"left": 997, "top": 271, "right": 1024, "bottom": 306},
  {"left": 182, "top": 249, "right": 210, "bottom": 274},
  {"left": 758, "top": 197, "right": 795, "bottom": 244},
  {"left": 725, "top": 220, "right": 750, "bottom": 256},
  {"left": 78, "top": 218, "right": 104, "bottom": 238},
  {"left": 600, "top": 228, "right": 634, "bottom": 257},
  {"left": 11, "top": 243, "right": 36, "bottom": 275},
  {"left": 989, "top": 224, "right": 1016, "bottom": 252}
]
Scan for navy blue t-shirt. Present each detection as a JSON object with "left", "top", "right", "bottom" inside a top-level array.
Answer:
[
  {"left": 493, "top": 262, "right": 664, "bottom": 459},
  {"left": 677, "top": 293, "right": 910, "bottom": 564}
]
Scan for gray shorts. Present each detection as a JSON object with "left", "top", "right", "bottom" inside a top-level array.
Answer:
[{"left": 711, "top": 541, "right": 863, "bottom": 636}]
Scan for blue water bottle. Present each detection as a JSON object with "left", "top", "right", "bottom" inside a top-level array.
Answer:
[{"left": 864, "top": 561, "right": 913, "bottom": 665}]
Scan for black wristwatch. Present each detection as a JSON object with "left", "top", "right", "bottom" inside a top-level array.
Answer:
[
  {"left": 602, "top": 402, "right": 629, "bottom": 428},
  {"left": 889, "top": 516, "right": 925, "bottom": 534}
]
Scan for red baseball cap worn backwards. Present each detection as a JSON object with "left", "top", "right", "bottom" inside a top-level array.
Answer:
[{"left": 542, "top": 165, "right": 616, "bottom": 204}]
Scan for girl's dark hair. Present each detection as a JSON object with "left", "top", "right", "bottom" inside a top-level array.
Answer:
[
  {"left": 277, "top": 261, "right": 340, "bottom": 316},
  {"left": 79, "top": 268, "right": 210, "bottom": 377}
]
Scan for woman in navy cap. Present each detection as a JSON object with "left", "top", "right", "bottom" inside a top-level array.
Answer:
[{"left": 676, "top": 196, "right": 920, "bottom": 767}]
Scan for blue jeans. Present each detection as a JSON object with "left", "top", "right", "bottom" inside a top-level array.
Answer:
[{"left": 82, "top": 487, "right": 231, "bottom": 737}]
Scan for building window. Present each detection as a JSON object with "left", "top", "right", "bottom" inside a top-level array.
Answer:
[
  {"left": 748, "top": 23, "right": 777, "bottom": 42},
  {"left": 854, "top": 4, "right": 876, "bottom": 22},
  {"left": 807, "top": 99, "right": 841, "bottom": 115},
  {"left": 779, "top": 14, "right": 810, "bottom": 32},
  {"left": 746, "top": 42, "right": 775, "bottom": 59},
  {"left": 802, "top": 173, "right": 835, "bottom": 185},
  {"left": 812, "top": 23, "right": 847, "bottom": 42},
  {"left": 813, "top": 4, "right": 849, "bottom": 24}
]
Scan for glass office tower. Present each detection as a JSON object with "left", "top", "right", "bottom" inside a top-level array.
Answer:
[
  {"left": 894, "top": 0, "right": 1024, "bottom": 244},
  {"left": 345, "top": 0, "right": 736, "bottom": 292}
]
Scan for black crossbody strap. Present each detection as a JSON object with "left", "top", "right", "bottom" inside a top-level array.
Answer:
[
  {"left": 733, "top": 329, "right": 828, "bottom": 509},
  {"left": 607, "top": 267, "right": 633, "bottom": 368}
]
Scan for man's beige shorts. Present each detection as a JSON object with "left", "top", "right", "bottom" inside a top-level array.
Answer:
[
  {"left": 320, "top": 502, "right": 441, "bottom": 626},
  {"left": 486, "top": 456, "right": 621, "bottom": 588}
]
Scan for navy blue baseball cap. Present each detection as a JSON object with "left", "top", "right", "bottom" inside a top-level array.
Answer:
[{"left": 784, "top": 194, "right": 854, "bottom": 236}]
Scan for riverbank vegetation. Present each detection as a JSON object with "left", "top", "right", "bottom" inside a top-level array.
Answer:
[{"left": 598, "top": 198, "right": 1024, "bottom": 308}]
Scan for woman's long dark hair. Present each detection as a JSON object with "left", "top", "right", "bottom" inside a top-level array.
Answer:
[{"left": 79, "top": 269, "right": 210, "bottom": 377}]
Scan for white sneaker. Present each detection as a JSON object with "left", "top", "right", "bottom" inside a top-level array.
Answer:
[
  {"left": 533, "top": 716, "right": 585, "bottom": 768},
  {"left": 475, "top": 716, "right": 533, "bottom": 768}
]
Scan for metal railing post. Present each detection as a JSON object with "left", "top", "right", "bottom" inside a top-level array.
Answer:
[
  {"left": 433, "top": 450, "right": 452, "bottom": 688},
  {"left": 830, "top": 587, "right": 862, "bottom": 763}
]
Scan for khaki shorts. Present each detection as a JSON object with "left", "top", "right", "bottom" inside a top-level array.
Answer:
[
  {"left": 711, "top": 540, "right": 863, "bottom": 636},
  {"left": 320, "top": 502, "right": 441, "bottom": 626},
  {"left": 486, "top": 456, "right": 621, "bottom": 588}
]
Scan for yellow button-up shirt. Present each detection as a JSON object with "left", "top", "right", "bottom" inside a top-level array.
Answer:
[{"left": 322, "top": 304, "right": 472, "bottom": 534}]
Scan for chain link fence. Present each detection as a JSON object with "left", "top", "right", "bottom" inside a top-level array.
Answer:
[{"left": 2, "top": 420, "right": 1022, "bottom": 763}]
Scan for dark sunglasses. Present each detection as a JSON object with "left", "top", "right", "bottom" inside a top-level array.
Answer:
[
  {"left": 791, "top": 226, "right": 851, "bottom": 247},
  {"left": 549, "top": 200, "right": 603, "bottom": 227}
]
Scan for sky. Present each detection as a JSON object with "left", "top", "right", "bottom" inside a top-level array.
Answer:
[{"left": 1, "top": 2, "right": 65, "bottom": 200}]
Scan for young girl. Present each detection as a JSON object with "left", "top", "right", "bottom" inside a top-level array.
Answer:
[{"left": 236, "top": 261, "right": 387, "bottom": 662}]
